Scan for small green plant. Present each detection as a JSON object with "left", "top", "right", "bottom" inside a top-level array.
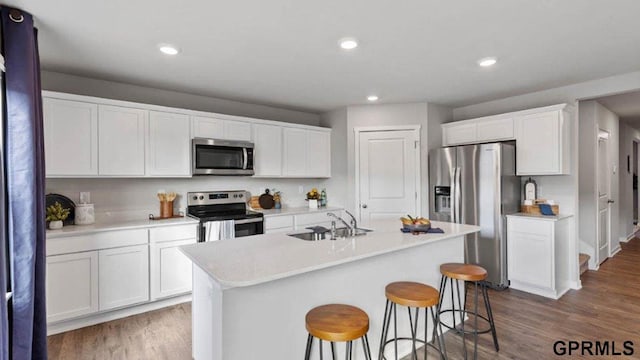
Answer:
[{"left": 46, "top": 202, "right": 70, "bottom": 222}]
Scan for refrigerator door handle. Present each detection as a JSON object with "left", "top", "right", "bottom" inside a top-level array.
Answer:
[{"left": 454, "top": 166, "right": 462, "bottom": 223}]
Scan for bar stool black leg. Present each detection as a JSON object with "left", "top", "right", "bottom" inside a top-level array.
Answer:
[
  {"left": 363, "top": 334, "right": 372, "bottom": 360},
  {"left": 393, "top": 303, "right": 399, "bottom": 360},
  {"left": 320, "top": 339, "right": 324, "bottom": 360},
  {"left": 345, "top": 341, "right": 352, "bottom": 360},
  {"left": 482, "top": 283, "right": 499, "bottom": 351},
  {"left": 431, "top": 306, "right": 447, "bottom": 360},
  {"left": 331, "top": 342, "right": 337, "bottom": 360},
  {"left": 378, "top": 300, "right": 391, "bottom": 360},
  {"left": 305, "top": 334, "right": 314, "bottom": 360},
  {"left": 473, "top": 281, "right": 479, "bottom": 360}
]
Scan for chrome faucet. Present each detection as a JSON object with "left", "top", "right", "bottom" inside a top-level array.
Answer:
[
  {"left": 344, "top": 210, "right": 358, "bottom": 231},
  {"left": 327, "top": 212, "right": 353, "bottom": 235}
]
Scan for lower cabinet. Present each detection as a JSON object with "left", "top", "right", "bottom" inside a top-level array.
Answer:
[
  {"left": 150, "top": 238, "right": 196, "bottom": 300},
  {"left": 98, "top": 245, "right": 150, "bottom": 311},
  {"left": 506, "top": 215, "right": 572, "bottom": 299},
  {"left": 46, "top": 251, "right": 99, "bottom": 323}
]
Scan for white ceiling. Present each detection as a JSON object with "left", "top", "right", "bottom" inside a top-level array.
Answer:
[
  {"left": 8, "top": 0, "right": 640, "bottom": 113},
  {"left": 596, "top": 91, "right": 640, "bottom": 123}
]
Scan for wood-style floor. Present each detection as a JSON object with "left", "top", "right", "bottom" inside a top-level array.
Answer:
[{"left": 48, "top": 238, "right": 640, "bottom": 359}]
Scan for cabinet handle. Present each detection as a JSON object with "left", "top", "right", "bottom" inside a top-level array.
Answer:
[{"left": 361, "top": 204, "right": 368, "bottom": 209}]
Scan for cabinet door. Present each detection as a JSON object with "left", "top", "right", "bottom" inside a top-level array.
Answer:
[
  {"left": 442, "top": 122, "right": 476, "bottom": 145},
  {"left": 98, "top": 105, "right": 147, "bottom": 176},
  {"left": 150, "top": 238, "right": 196, "bottom": 300},
  {"left": 99, "top": 245, "right": 149, "bottom": 311},
  {"left": 515, "top": 111, "right": 561, "bottom": 175},
  {"left": 253, "top": 124, "right": 283, "bottom": 176},
  {"left": 192, "top": 116, "right": 224, "bottom": 139},
  {"left": 148, "top": 111, "right": 191, "bottom": 176},
  {"left": 46, "top": 251, "right": 99, "bottom": 323},
  {"left": 476, "top": 118, "right": 514, "bottom": 142},
  {"left": 224, "top": 121, "right": 252, "bottom": 141},
  {"left": 508, "top": 218, "right": 554, "bottom": 289},
  {"left": 306, "top": 130, "right": 331, "bottom": 177},
  {"left": 283, "top": 128, "right": 308, "bottom": 176},
  {"left": 43, "top": 98, "right": 98, "bottom": 176}
]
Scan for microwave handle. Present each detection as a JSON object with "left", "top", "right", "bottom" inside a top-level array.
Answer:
[{"left": 243, "top": 148, "right": 248, "bottom": 170}]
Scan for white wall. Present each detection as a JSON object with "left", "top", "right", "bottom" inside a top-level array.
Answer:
[
  {"left": 41, "top": 71, "right": 321, "bottom": 126},
  {"left": 618, "top": 121, "right": 640, "bottom": 242},
  {"left": 319, "top": 108, "right": 348, "bottom": 208},
  {"left": 43, "top": 71, "right": 331, "bottom": 218}
]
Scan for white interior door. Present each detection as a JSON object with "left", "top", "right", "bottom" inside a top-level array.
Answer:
[
  {"left": 358, "top": 129, "right": 419, "bottom": 227},
  {"left": 597, "top": 132, "right": 610, "bottom": 265}
]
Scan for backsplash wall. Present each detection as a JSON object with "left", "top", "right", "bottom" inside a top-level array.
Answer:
[{"left": 46, "top": 177, "right": 336, "bottom": 217}]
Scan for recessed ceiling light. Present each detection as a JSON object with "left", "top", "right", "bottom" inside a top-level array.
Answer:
[
  {"left": 339, "top": 38, "right": 358, "bottom": 50},
  {"left": 478, "top": 57, "right": 497, "bottom": 67},
  {"left": 367, "top": 95, "right": 379, "bottom": 102},
  {"left": 159, "top": 44, "right": 179, "bottom": 55}
]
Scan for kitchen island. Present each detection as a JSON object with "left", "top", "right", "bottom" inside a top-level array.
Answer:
[{"left": 180, "top": 219, "right": 480, "bottom": 360}]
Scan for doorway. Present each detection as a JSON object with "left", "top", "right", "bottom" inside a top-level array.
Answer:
[
  {"left": 355, "top": 127, "right": 420, "bottom": 227},
  {"left": 597, "top": 130, "right": 611, "bottom": 265},
  {"left": 633, "top": 140, "right": 638, "bottom": 225}
]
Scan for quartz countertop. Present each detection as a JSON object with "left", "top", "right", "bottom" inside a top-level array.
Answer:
[
  {"left": 506, "top": 212, "right": 574, "bottom": 221},
  {"left": 46, "top": 216, "right": 200, "bottom": 239},
  {"left": 180, "top": 219, "right": 480, "bottom": 289},
  {"left": 257, "top": 206, "right": 344, "bottom": 217}
]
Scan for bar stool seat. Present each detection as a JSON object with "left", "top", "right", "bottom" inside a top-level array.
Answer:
[
  {"left": 304, "top": 304, "right": 373, "bottom": 359},
  {"left": 379, "top": 281, "right": 447, "bottom": 360},
  {"left": 439, "top": 263, "right": 487, "bottom": 282}
]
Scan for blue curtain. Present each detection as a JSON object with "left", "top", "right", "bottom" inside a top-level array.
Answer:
[{"left": 1, "top": 7, "right": 48, "bottom": 360}]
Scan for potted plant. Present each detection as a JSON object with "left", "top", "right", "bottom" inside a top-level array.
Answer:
[
  {"left": 46, "top": 201, "right": 70, "bottom": 230},
  {"left": 306, "top": 188, "right": 319, "bottom": 209}
]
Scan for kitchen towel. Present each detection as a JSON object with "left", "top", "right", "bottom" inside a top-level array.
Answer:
[{"left": 400, "top": 227, "right": 444, "bottom": 234}]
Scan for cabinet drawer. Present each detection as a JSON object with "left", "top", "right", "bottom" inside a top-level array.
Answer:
[
  {"left": 295, "top": 211, "right": 340, "bottom": 227},
  {"left": 47, "top": 228, "right": 148, "bottom": 256},
  {"left": 476, "top": 118, "right": 514, "bottom": 141},
  {"left": 265, "top": 215, "right": 294, "bottom": 230},
  {"left": 508, "top": 217, "right": 553, "bottom": 236},
  {"left": 149, "top": 224, "right": 198, "bottom": 243}
]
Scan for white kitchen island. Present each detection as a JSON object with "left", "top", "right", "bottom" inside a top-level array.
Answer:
[{"left": 180, "top": 220, "right": 480, "bottom": 360}]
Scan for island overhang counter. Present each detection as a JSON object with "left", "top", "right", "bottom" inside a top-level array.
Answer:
[{"left": 180, "top": 219, "right": 480, "bottom": 360}]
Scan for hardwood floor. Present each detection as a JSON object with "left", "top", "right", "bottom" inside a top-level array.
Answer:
[{"left": 48, "top": 239, "right": 640, "bottom": 359}]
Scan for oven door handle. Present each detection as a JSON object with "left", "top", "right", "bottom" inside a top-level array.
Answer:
[
  {"left": 243, "top": 148, "right": 248, "bottom": 170},
  {"left": 235, "top": 217, "right": 263, "bottom": 225}
]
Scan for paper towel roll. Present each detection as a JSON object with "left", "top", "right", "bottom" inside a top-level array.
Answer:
[{"left": 75, "top": 204, "right": 95, "bottom": 225}]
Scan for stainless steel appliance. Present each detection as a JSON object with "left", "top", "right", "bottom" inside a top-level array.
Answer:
[
  {"left": 429, "top": 142, "right": 520, "bottom": 289},
  {"left": 192, "top": 138, "right": 254, "bottom": 176},
  {"left": 187, "top": 191, "right": 264, "bottom": 242}
]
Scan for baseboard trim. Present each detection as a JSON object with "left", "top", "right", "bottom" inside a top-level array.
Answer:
[
  {"left": 47, "top": 294, "right": 191, "bottom": 335},
  {"left": 611, "top": 245, "right": 622, "bottom": 257},
  {"left": 570, "top": 280, "right": 582, "bottom": 290}
]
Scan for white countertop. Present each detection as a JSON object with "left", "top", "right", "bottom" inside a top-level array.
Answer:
[
  {"left": 180, "top": 220, "right": 480, "bottom": 289},
  {"left": 257, "top": 206, "right": 344, "bottom": 217},
  {"left": 506, "top": 212, "right": 574, "bottom": 221},
  {"left": 46, "top": 216, "right": 199, "bottom": 238}
]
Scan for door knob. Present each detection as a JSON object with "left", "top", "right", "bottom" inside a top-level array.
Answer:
[
  {"left": 361, "top": 204, "right": 368, "bottom": 209},
  {"left": 608, "top": 199, "right": 615, "bottom": 204}
]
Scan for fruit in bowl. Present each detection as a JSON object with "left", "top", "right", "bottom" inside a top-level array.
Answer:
[{"left": 400, "top": 215, "right": 431, "bottom": 231}]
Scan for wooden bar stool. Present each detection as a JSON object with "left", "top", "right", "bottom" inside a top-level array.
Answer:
[
  {"left": 435, "top": 263, "right": 499, "bottom": 360},
  {"left": 305, "top": 304, "right": 373, "bottom": 360},
  {"left": 378, "top": 281, "right": 447, "bottom": 360}
]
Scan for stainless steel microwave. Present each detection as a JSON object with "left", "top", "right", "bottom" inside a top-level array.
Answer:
[{"left": 192, "top": 138, "right": 254, "bottom": 175}]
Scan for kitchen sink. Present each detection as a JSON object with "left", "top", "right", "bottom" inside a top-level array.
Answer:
[{"left": 288, "top": 227, "right": 372, "bottom": 241}]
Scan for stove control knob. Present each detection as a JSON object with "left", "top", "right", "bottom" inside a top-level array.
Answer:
[
  {"left": 199, "top": 195, "right": 204, "bottom": 200},
  {"left": 233, "top": 194, "right": 238, "bottom": 198},
  {"left": 238, "top": 194, "right": 243, "bottom": 198},
  {"left": 192, "top": 196, "right": 198, "bottom": 200}
]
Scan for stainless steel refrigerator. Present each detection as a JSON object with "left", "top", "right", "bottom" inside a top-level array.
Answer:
[{"left": 429, "top": 142, "right": 520, "bottom": 289}]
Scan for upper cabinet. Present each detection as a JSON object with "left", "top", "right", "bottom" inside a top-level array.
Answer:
[
  {"left": 253, "top": 124, "right": 283, "bottom": 177},
  {"left": 191, "top": 115, "right": 252, "bottom": 141},
  {"left": 98, "top": 105, "right": 147, "bottom": 176},
  {"left": 42, "top": 91, "right": 331, "bottom": 179},
  {"left": 515, "top": 109, "right": 570, "bottom": 175},
  {"left": 441, "top": 104, "right": 571, "bottom": 175},
  {"left": 147, "top": 111, "right": 191, "bottom": 177},
  {"left": 43, "top": 98, "right": 99, "bottom": 176}
]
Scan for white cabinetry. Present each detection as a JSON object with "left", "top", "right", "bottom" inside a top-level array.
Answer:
[
  {"left": 442, "top": 122, "right": 477, "bottom": 145},
  {"left": 264, "top": 215, "right": 294, "bottom": 234},
  {"left": 149, "top": 225, "right": 198, "bottom": 300},
  {"left": 46, "top": 251, "right": 99, "bottom": 323},
  {"left": 98, "top": 105, "right": 147, "bottom": 176},
  {"left": 98, "top": 244, "right": 149, "bottom": 311},
  {"left": 283, "top": 128, "right": 331, "bottom": 178},
  {"left": 507, "top": 215, "right": 572, "bottom": 299},
  {"left": 147, "top": 111, "right": 191, "bottom": 176},
  {"left": 253, "top": 124, "right": 283, "bottom": 177},
  {"left": 476, "top": 117, "right": 514, "bottom": 142},
  {"left": 43, "top": 98, "right": 98, "bottom": 176},
  {"left": 191, "top": 115, "right": 252, "bottom": 141},
  {"left": 515, "top": 110, "right": 570, "bottom": 175}
]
